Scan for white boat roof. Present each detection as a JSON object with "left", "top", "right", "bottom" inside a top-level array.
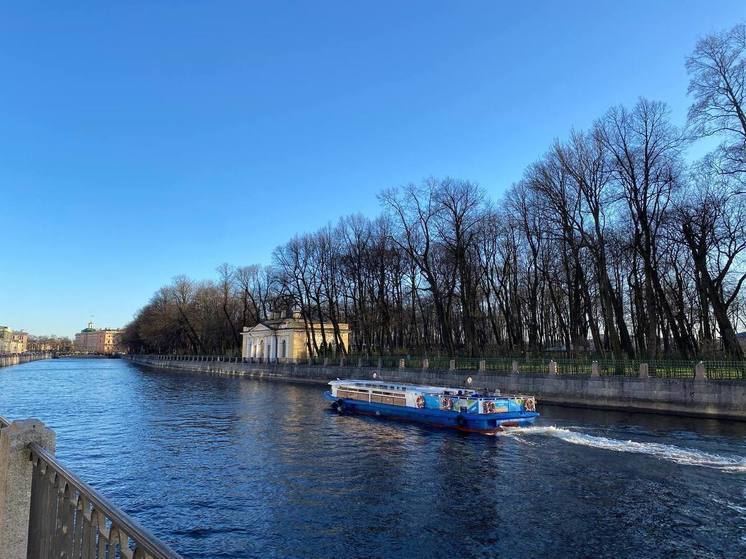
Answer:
[
  {"left": 329, "top": 379, "right": 535, "bottom": 400},
  {"left": 329, "top": 379, "right": 474, "bottom": 394}
]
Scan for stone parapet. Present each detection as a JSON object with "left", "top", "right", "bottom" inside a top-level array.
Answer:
[{"left": 0, "top": 419, "right": 56, "bottom": 559}]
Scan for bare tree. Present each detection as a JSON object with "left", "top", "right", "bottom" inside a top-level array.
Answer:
[
  {"left": 687, "top": 23, "right": 746, "bottom": 182},
  {"left": 599, "top": 99, "right": 686, "bottom": 358},
  {"left": 124, "top": 23, "right": 746, "bottom": 362},
  {"left": 675, "top": 161, "right": 746, "bottom": 358},
  {"left": 380, "top": 181, "right": 456, "bottom": 355},
  {"left": 216, "top": 263, "right": 240, "bottom": 348}
]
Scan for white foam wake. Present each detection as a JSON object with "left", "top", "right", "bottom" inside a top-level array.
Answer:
[{"left": 501, "top": 426, "right": 746, "bottom": 473}]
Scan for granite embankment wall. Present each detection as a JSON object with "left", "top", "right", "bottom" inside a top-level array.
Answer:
[
  {"left": 127, "top": 355, "right": 746, "bottom": 421},
  {"left": 0, "top": 353, "right": 51, "bottom": 368}
]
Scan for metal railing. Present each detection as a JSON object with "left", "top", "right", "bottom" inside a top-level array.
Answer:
[
  {"left": 1, "top": 413, "right": 182, "bottom": 558},
  {"left": 151, "top": 354, "right": 305, "bottom": 365},
  {"left": 702, "top": 360, "right": 746, "bottom": 380},
  {"left": 25, "top": 443, "right": 182, "bottom": 559},
  {"left": 139, "top": 353, "right": 746, "bottom": 380}
]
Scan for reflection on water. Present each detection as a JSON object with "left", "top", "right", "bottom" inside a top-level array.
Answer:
[{"left": 0, "top": 359, "right": 744, "bottom": 559}]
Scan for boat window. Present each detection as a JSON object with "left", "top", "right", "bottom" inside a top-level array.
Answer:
[
  {"left": 337, "top": 387, "right": 370, "bottom": 401},
  {"left": 370, "top": 391, "right": 406, "bottom": 406}
]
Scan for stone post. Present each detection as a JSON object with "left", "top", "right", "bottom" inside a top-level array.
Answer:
[
  {"left": 512, "top": 360, "right": 519, "bottom": 374},
  {"left": 339, "top": 357, "right": 345, "bottom": 367},
  {"left": 399, "top": 358, "right": 405, "bottom": 369},
  {"left": 548, "top": 360, "right": 557, "bottom": 375},
  {"left": 479, "top": 360, "right": 486, "bottom": 372},
  {"left": 591, "top": 361, "right": 600, "bottom": 378},
  {"left": 422, "top": 358, "right": 429, "bottom": 370},
  {"left": 695, "top": 361, "right": 706, "bottom": 381},
  {"left": 377, "top": 357, "right": 382, "bottom": 369},
  {"left": 0, "top": 419, "right": 56, "bottom": 559},
  {"left": 639, "top": 363, "right": 649, "bottom": 379},
  {"left": 357, "top": 357, "right": 362, "bottom": 368},
  {"left": 449, "top": 359, "right": 455, "bottom": 371},
  {"left": 323, "top": 358, "right": 329, "bottom": 366}
]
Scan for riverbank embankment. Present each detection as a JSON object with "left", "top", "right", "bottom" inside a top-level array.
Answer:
[
  {"left": 0, "top": 353, "right": 52, "bottom": 368},
  {"left": 127, "top": 355, "right": 746, "bottom": 421}
]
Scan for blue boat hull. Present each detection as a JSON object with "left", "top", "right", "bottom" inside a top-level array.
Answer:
[{"left": 324, "top": 391, "right": 538, "bottom": 433}]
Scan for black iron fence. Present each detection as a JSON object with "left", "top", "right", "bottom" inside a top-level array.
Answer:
[{"left": 144, "top": 353, "right": 745, "bottom": 380}]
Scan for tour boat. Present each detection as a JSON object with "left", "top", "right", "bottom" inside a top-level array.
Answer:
[{"left": 324, "top": 379, "right": 538, "bottom": 433}]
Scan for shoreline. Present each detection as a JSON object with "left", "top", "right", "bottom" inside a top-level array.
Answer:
[{"left": 125, "top": 355, "right": 746, "bottom": 422}]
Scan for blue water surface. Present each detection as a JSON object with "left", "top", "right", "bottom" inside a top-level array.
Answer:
[{"left": 0, "top": 358, "right": 744, "bottom": 558}]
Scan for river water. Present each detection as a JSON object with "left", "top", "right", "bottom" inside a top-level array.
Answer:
[{"left": 0, "top": 358, "right": 744, "bottom": 558}]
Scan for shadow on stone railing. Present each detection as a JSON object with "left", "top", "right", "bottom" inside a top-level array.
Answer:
[{"left": 0, "top": 416, "right": 182, "bottom": 559}]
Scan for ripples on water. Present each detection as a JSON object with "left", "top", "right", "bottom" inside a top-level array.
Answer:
[
  {"left": 501, "top": 426, "right": 746, "bottom": 472},
  {"left": 0, "top": 359, "right": 744, "bottom": 558}
]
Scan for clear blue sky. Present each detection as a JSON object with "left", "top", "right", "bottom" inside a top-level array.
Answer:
[{"left": 1, "top": 1, "right": 743, "bottom": 337}]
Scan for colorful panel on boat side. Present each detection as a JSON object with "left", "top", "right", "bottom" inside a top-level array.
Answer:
[{"left": 423, "top": 394, "right": 441, "bottom": 409}]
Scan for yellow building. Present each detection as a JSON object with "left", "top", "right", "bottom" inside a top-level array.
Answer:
[
  {"left": 241, "top": 312, "right": 350, "bottom": 362},
  {"left": 11, "top": 332, "right": 28, "bottom": 353},
  {"left": 0, "top": 326, "right": 28, "bottom": 353},
  {"left": 74, "top": 322, "right": 123, "bottom": 354}
]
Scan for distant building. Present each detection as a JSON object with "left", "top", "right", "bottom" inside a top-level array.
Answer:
[
  {"left": 74, "top": 322, "right": 123, "bottom": 354},
  {"left": 241, "top": 311, "right": 350, "bottom": 361},
  {"left": 11, "top": 332, "right": 28, "bottom": 353},
  {"left": 0, "top": 326, "right": 28, "bottom": 353},
  {"left": 0, "top": 326, "right": 12, "bottom": 353}
]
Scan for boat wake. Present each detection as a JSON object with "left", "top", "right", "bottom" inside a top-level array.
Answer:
[{"left": 501, "top": 426, "right": 746, "bottom": 473}]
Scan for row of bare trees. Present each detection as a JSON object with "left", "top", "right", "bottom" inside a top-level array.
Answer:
[{"left": 123, "top": 23, "right": 746, "bottom": 360}]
